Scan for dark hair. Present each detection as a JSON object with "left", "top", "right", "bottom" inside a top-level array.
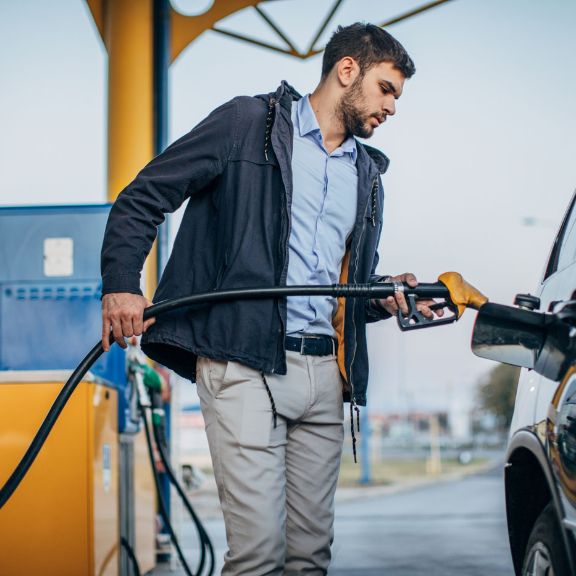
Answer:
[{"left": 322, "top": 23, "right": 415, "bottom": 79}]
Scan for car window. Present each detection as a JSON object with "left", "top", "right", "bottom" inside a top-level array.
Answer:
[
  {"left": 544, "top": 192, "right": 576, "bottom": 279},
  {"left": 557, "top": 216, "right": 576, "bottom": 271}
]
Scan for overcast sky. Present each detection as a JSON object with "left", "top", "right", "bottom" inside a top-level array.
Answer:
[{"left": 1, "top": 0, "right": 575, "bottom": 414}]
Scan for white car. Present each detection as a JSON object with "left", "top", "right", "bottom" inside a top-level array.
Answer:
[{"left": 472, "top": 191, "right": 576, "bottom": 576}]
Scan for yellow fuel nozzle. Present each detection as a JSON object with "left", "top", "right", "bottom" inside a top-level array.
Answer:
[{"left": 438, "top": 272, "right": 488, "bottom": 319}]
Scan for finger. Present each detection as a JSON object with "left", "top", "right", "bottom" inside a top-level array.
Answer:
[
  {"left": 419, "top": 305, "right": 433, "bottom": 319},
  {"left": 142, "top": 300, "right": 155, "bottom": 332},
  {"left": 384, "top": 296, "right": 398, "bottom": 314},
  {"left": 133, "top": 312, "right": 144, "bottom": 337},
  {"left": 425, "top": 301, "right": 446, "bottom": 317},
  {"left": 395, "top": 292, "right": 409, "bottom": 316},
  {"left": 102, "top": 315, "right": 111, "bottom": 352},
  {"left": 403, "top": 273, "right": 418, "bottom": 287},
  {"left": 111, "top": 318, "right": 128, "bottom": 349},
  {"left": 121, "top": 317, "right": 135, "bottom": 339}
]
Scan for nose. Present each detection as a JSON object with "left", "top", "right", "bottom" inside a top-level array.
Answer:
[{"left": 384, "top": 97, "right": 396, "bottom": 117}]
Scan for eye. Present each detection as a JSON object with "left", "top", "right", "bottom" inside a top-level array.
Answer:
[{"left": 380, "top": 85, "right": 391, "bottom": 95}]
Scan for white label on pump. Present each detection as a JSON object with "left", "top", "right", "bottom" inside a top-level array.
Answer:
[
  {"left": 103, "top": 443, "right": 111, "bottom": 493},
  {"left": 43, "top": 237, "right": 73, "bottom": 276}
]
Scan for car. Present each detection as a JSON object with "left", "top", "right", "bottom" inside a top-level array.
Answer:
[{"left": 471, "top": 190, "right": 576, "bottom": 576}]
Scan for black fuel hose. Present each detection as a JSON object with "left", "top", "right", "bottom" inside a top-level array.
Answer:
[
  {"left": 0, "top": 281, "right": 449, "bottom": 509},
  {"left": 139, "top": 402, "right": 197, "bottom": 576},
  {"left": 151, "top": 409, "right": 215, "bottom": 576},
  {"left": 120, "top": 536, "right": 142, "bottom": 576}
]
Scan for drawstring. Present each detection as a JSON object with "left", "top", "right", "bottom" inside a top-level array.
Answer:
[
  {"left": 264, "top": 97, "right": 276, "bottom": 162},
  {"left": 369, "top": 178, "right": 378, "bottom": 227},
  {"left": 350, "top": 400, "right": 361, "bottom": 463},
  {"left": 261, "top": 371, "right": 278, "bottom": 428}
]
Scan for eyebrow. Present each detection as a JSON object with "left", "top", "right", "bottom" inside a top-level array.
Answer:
[{"left": 380, "top": 80, "right": 401, "bottom": 99}]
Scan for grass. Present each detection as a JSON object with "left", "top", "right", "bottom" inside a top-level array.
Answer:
[{"left": 337, "top": 455, "right": 489, "bottom": 487}]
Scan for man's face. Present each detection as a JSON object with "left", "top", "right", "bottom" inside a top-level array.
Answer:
[{"left": 337, "top": 60, "right": 405, "bottom": 139}]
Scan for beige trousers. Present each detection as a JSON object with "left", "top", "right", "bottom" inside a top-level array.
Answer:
[{"left": 196, "top": 350, "right": 345, "bottom": 576}]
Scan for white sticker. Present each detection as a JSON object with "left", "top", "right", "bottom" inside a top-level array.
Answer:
[
  {"left": 44, "top": 237, "right": 73, "bottom": 277},
  {"left": 103, "top": 443, "right": 111, "bottom": 493}
]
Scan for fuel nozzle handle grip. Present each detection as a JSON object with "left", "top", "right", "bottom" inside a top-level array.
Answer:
[
  {"left": 357, "top": 273, "right": 487, "bottom": 314},
  {"left": 363, "top": 272, "right": 488, "bottom": 331},
  {"left": 437, "top": 272, "right": 488, "bottom": 318}
]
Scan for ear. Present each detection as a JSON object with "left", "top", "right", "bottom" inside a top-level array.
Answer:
[{"left": 336, "top": 56, "right": 360, "bottom": 88}]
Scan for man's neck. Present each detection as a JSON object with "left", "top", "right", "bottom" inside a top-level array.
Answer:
[{"left": 308, "top": 87, "right": 348, "bottom": 154}]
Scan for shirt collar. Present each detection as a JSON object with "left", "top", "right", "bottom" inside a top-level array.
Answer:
[{"left": 296, "top": 95, "right": 357, "bottom": 162}]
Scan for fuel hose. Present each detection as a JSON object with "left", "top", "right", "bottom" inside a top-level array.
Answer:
[
  {"left": 0, "top": 281, "right": 450, "bottom": 509},
  {"left": 134, "top": 361, "right": 215, "bottom": 576},
  {"left": 150, "top": 402, "right": 215, "bottom": 575},
  {"left": 139, "top": 400, "right": 199, "bottom": 576}
]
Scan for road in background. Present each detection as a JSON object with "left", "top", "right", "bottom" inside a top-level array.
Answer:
[{"left": 330, "top": 466, "right": 514, "bottom": 575}]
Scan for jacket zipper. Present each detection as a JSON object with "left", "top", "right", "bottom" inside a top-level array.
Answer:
[
  {"left": 346, "top": 175, "right": 378, "bottom": 462},
  {"left": 274, "top": 189, "right": 289, "bottom": 373},
  {"left": 370, "top": 178, "right": 378, "bottom": 228},
  {"left": 349, "top": 176, "right": 378, "bottom": 417},
  {"left": 268, "top": 97, "right": 291, "bottom": 374}
]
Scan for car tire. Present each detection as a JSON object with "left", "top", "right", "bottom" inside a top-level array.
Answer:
[{"left": 522, "top": 502, "right": 570, "bottom": 576}]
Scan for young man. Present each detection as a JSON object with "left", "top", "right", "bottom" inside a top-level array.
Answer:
[{"left": 102, "top": 22, "right": 436, "bottom": 575}]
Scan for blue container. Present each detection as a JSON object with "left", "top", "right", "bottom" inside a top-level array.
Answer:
[{"left": 0, "top": 205, "right": 133, "bottom": 430}]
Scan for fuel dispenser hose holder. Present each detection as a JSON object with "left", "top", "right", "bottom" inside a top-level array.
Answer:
[{"left": 0, "top": 273, "right": 487, "bottom": 510}]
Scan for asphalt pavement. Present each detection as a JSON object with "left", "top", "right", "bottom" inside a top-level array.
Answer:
[
  {"left": 330, "top": 466, "right": 514, "bottom": 575},
  {"left": 153, "top": 465, "right": 515, "bottom": 575}
]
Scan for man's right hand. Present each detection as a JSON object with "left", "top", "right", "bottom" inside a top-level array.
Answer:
[{"left": 101, "top": 293, "right": 156, "bottom": 351}]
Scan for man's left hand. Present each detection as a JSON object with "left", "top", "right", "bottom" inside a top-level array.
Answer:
[{"left": 375, "top": 273, "right": 445, "bottom": 319}]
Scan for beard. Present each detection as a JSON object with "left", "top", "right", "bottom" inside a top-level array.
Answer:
[{"left": 336, "top": 76, "right": 376, "bottom": 139}]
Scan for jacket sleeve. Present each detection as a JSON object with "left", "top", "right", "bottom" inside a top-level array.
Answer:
[
  {"left": 365, "top": 248, "right": 393, "bottom": 323},
  {"left": 101, "top": 98, "right": 239, "bottom": 295}
]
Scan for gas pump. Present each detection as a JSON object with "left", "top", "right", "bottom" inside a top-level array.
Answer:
[{"left": 0, "top": 205, "right": 155, "bottom": 576}]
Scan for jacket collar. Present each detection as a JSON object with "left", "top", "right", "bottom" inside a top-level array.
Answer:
[
  {"left": 358, "top": 143, "right": 390, "bottom": 175},
  {"left": 262, "top": 81, "right": 390, "bottom": 175}
]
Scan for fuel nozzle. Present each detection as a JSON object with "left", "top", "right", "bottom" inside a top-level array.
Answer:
[
  {"left": 438, "top": 272, "right": 489, "bottom": 317},
  {"left": 387, "top": 271, "right": 488, "bottom": 331},
  {"left": 141, "top": 364, "right": 163, "bottom": 394}
]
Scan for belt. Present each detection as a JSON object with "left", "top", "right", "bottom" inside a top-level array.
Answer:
[{"left": 285, "top": 334, "right": 337, "bottom": 356}]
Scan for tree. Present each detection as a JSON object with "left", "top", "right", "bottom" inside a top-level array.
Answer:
[{"left": 477, "top": 364, "right": 520, "bottom": 430}]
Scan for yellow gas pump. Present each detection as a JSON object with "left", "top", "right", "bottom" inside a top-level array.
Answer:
[
  {"left": 0, "top": 373, "right": 119, "bottom": 576},
  {"left": 0, "top": 206, "right": 156, "bottom": 576}
]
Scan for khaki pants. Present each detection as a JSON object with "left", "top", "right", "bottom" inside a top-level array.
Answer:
[{"left": 196, "top": 350, "right": 345, "bottom": 576}]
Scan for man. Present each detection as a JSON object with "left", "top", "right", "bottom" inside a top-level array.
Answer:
[{"left": 101, "top": 22, "right": 437, "bottom": 575}]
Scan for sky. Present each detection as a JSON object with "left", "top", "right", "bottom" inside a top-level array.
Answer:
[{"left": 1, "top": 0, "right": 575, "bottom": 415}]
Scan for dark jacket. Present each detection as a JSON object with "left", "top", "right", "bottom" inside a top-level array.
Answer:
[{"left": 101, "top": 81, "right": 390, "bottom": 406}]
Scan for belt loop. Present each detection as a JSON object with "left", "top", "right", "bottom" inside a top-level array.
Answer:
[
  {"left": 300, "top": 337, "right": 305, "bottom": 355},
  {"left": 332, "top": 338, "right": 336, "bottom": 356}
]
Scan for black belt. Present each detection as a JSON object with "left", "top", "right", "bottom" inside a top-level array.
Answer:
[{"left": 285, "top": 335, "right": 337, "bottom": 356}]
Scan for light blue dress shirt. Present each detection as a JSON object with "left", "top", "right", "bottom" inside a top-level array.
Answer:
[{"left": 286, "top": 95, "right": 358, "bottom": 337}]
